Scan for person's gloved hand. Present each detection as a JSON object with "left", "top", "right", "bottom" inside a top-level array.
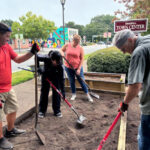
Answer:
[
  {"left": 30, "top": 43, "right": 40, "bottom": 54},
  {"left": 118, "top": 101, "right": 128, "bottom": 112}
]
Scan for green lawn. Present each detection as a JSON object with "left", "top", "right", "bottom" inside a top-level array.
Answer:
[{"left": 12, "top": 70, "right": 34, "bottom": 86}]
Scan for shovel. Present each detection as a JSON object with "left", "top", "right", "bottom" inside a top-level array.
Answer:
[
  {"left": 34, "top": 51, "right": 46, "bottom": 145},
  {"left": 97, "top": 112, "right": 121, "bottom": 150},
  {"left": 62, "top": 56, "right": 100, "bottom": 99},
  {"left": 18, "top": 67, "right": 34, "bottom": 72},
  {"left": 46, "top": 78, "right": 86, "bottom": 124}
]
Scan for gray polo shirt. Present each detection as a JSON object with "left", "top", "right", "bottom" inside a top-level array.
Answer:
[{"left": 128, "top": 35, "right": 150, "bottom": 115}]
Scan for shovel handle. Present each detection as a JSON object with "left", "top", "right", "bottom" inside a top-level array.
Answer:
[
  {"left": 46, "top": 78, "right": 83, "bottom": 121},
  {"left": 34, "top": 51, "right": 38, "bottom": 128},
  {"left": 97, "top": 112, "right": 122, "bottom": 150},
  {"left": 63, "top": 56, "right": 90, "bottom": 89},
  {"left": 46, "top": 78, "right": 72, "bottom": 107}
]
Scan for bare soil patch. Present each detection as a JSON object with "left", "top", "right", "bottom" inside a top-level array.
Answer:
[{"left": 8, "top": 92, "right": 140, "bottom": 150}]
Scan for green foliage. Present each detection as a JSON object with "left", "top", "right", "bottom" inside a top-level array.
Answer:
[
  {"left": 11, "top": 22, "right": 21, "bottom": 39},
  {"left": 84, "top": 54, "right": 91, "bottom": 60},
  {"left": 65, "top": 21, "right": 85, "bottom": 38},
  {"left": 20, "top": 11, "right": 56, "bottom": 39},
  {"left": 12, "top": 70, "right": 34, "bottom": 86},
  {"left": 87, "top": 47, "right": 131, "bottom": 74},
  {"left": 114, "top": 0, "right": 150, "bottom": 35},
  {"left": 84, "top": 15, "right": 115, "bottom": 41},
  {"left": 11, "top": 11, "right": 56, "bottom": 40}
]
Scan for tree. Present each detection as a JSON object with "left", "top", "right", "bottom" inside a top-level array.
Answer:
[
  {"left": 65, "top": 21, "right": 85, "bottom": 37},
  {"left": 84, "top": 15, "right": 115, "bottom": 42},
  {"left": 10, "top": 11, "right": 56, "bottom": 40},
  {"left": 11, "top": 22, "right": 21, "bottom": 39},
  {"left": 65, "top": 21, "right": 76, "bottom": 28},
  {"left": 1, "top": 19, "right": 13, "bottom": 27},
  {"left": 19, "top": 11, "right": 56, "bottom": 39},
  {"left": 114, "top": 0, "right": 150, "bottom": 34}
]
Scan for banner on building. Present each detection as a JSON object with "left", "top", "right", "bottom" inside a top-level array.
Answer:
[{"left": 103, "top": 32, "right": 111, "bottom": 38}]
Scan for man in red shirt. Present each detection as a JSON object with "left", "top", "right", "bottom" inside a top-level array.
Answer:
[{"left": 0, "top": 22, "right": 39, "bottom": 149}]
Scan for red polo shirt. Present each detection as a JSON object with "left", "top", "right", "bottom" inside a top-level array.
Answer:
[{"left": 0, "top": 43, "right": 18, "bottom": 93}]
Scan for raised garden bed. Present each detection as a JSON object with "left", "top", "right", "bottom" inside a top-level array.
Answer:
[
  {"left": 65, "top": 72, "right": 126, "bottom": 95},
  {"left": 29, "top": 65, "right": 126, "bottom": 95}
]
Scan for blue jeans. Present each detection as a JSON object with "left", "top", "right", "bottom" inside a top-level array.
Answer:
[
  {"left": 65, "top": 66, "right": 88, "bottom": 94},
  {"left": 138, "top": 114, "right": 150, "bottom": 150}
]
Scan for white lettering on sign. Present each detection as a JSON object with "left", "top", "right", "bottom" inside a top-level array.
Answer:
[
  {"left": 114, "top": 19, "right": 148, "bottom": 33},
  {"left": 116, "top": 24, "right": 145, "bottom": 30}
]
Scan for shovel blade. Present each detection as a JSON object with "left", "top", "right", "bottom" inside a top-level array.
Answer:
[
  {"left": 35, "top": 129, "right": 46, "bottom": 145},
  {"left": 77, "top": 115, "right": 86, "bottom": 124},
  {"left": 90, "top": 92, "right": 100, "bottom": 99}
]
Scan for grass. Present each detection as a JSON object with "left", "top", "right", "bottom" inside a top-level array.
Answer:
[
  {"left": 12, "top": 70, "right": 34, "bottom": 86},
  {"left": 84, "top": 53, "right": 91, "bottom": 60},
  {"left": 84, "top": 46, "right": 123, "bottom": 60}
]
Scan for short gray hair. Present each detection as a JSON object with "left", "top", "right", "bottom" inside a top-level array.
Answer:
[{"left": 113, "top": 29, "right": 135, "bottom": 48}]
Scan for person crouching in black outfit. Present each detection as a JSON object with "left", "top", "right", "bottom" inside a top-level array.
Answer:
[{"left": 37, "top": 50, "right": 65, "bottom": 118}]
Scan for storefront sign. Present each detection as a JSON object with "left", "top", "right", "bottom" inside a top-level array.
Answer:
[{"left": 114, "top": 19, "right": 148, "bottom": 33}]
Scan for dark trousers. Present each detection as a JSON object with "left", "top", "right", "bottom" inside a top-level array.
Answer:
[{"left": 39, "top": 74, "right": 61, "bottom": 115}]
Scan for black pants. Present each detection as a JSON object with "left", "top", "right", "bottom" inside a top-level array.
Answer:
[{"left": 39, "top": 74, "right": 61, "bottom": 115}]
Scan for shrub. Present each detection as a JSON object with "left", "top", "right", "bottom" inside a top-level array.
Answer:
[{"left": 87, "top": 47, "right": 131, "bottom": 74}]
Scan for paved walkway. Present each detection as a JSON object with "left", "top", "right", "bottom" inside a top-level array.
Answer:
[{"left": 3, "top": 79, "right": 41, "bottom": 125}]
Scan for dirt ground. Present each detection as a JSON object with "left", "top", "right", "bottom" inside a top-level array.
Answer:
[{"left": 7, "top": 92, "right": 140, "bottom": 150}]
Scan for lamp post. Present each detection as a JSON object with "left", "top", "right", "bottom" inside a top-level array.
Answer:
[
  {"left": 18, "top": 28, "right": 21, "bottom": 53},
  {"left": 60, "top": 0, "right": 66, "bottom": 45}
]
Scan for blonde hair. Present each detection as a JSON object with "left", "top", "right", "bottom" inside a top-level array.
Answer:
[{"left": 73, "top": 34, "right": 81, "bottom": 43}]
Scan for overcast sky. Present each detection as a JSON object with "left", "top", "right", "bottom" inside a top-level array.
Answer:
[{"left": 0, "top": 0, "right": 125, "bottom": 27}]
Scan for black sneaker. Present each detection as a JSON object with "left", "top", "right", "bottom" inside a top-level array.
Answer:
[
  {"left": 4, "top": 128, "right": 26, "bottom": 138},
  {"left": 0, "top": 137, "right": 13, "bottom": 149},
  {"left": 38, "top": 112, "right": 45, "bottom": 118},
  {"left": 55, "top": 112, "right": 63, "bottom": 118}
]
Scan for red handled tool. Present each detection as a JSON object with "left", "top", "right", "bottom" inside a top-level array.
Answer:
[
  {"left": 97, "top": 112, "right": 122, "bottom": 150},
  {"left": 46, "top": 78, "right": 86, "bottom": 124}
]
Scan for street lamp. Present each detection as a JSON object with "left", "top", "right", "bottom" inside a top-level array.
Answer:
[
  {"left": 18, "top": 28, "right": 21, "bottom": 53},
  {"left": 60, "top": 0, "right": 66, "bottom": 45}
]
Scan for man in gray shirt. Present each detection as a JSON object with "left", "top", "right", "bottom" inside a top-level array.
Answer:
[{"left": 113, "top": 29, "right": 150, "bottom": 150}]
